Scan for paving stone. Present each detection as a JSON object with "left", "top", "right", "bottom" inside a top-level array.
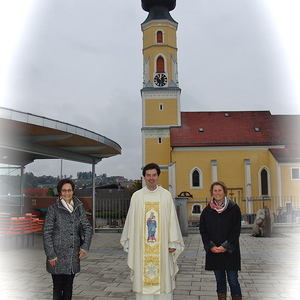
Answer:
[{"left": 0, "top": 231, "right": 300, "bottom": 299}]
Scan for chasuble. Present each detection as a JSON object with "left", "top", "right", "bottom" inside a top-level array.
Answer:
[{"left": 120, "top": 186, "right": 184, "bottom": 297}]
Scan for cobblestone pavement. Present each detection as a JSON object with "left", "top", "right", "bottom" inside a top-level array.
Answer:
[{"left": 0, "top": 231, "right": 300, "bottom": 299}]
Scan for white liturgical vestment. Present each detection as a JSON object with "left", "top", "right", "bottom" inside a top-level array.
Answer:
[{"left": 120, "top": 186, "right": 184, "bottom": 298}]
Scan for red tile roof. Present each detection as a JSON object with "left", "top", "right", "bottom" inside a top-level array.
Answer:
[
  {"left": 272, "top": 115, "right": 300, "bottom": 143},
  {"left": 270, "top": 146, "right": 300, "bottom": 163},
  {"left": 270, "top": 115, "right": 300, "bottom": 162},
  {"left": 170, "top": 111, "right": 300, "bottom": 162},
  {"left": 170, "top": 111, "right": 282, "bottom": 147},
  {"left": 25, "top": 189, "right": 49, "bottom": 197}
]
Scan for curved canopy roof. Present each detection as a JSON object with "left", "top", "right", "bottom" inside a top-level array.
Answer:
[{"left": 0, "top": 107, "right": 121, "bottom": 166}]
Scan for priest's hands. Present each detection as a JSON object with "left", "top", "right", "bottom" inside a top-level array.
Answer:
[{"left": 169, "top": 248, "right": 176, "bottom": 253}]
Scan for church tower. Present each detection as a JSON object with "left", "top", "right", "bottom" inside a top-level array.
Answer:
[{"left": 141, "top": 0, "right": 181, "bottom": 189}]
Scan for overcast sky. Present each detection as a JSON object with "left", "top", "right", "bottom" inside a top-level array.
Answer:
[{"left": 0, "top": 0, "right": 299, "bottom": 180}]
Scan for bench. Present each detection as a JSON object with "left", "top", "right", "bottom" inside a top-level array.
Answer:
[{"left": 0, "top": 213, "right": 44, "bottom": 250}]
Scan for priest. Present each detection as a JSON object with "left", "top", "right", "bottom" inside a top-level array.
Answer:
[{"left": 120, "top": 163, "right": 185, "bottom": 300}]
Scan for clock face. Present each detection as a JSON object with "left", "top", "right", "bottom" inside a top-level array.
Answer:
[{"left": 154, "top": 73, "right": 167, "bottom": 86}]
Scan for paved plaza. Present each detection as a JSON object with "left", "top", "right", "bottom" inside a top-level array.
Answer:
[{"left": 1, "top": 230, "right": 300, "bottom": 300}]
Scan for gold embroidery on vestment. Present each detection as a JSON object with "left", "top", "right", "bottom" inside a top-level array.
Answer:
[{"left": 144, "top": 202, "right": 160, "bottom": 286}]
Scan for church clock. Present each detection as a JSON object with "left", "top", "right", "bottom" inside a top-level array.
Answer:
[{"left": 154, "top": 73, "right": 167, "bottom": 87}]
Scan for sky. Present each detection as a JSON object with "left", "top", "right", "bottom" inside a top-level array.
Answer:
[{"left": 0, "top": 0, "right": 300, "bottom": 180}]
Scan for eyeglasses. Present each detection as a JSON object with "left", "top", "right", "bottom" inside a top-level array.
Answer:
[{"left": 61, "top": 189, "right": 73, "bottom": 193}]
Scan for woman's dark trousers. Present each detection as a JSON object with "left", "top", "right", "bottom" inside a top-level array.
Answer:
[{"left": 51, "top": 274, "right": 75, "bottom": 300}]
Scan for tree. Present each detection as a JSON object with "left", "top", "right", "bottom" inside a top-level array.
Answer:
[
  {"left": 25, "top": 172, "right": 38, "bottom": 189},
  {"left": 129, "top": 179, "right": 142, "bottom": 196},
  {"left": 46, "top": 188, "right": 55, "bottom": 197}
]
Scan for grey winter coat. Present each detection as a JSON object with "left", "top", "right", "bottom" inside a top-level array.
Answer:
[
  {"left": 199, "top": 200, "right": 241, "bottom": 271},
  {"left": 43, "top": 196, "right": 92, "bottom": 274}
]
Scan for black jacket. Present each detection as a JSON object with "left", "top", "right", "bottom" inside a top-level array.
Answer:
[{"left": 199, "top": 199, "right": 241, "bottom": 270}]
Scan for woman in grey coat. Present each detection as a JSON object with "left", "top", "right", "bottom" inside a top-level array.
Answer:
[{"left": 43, "top": 178, "right": 92, "bottom": 300}]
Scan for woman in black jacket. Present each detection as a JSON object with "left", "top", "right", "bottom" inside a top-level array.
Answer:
[
  {"left": 43, "top": 178, "right": 92, "bottom": 300},
  {"left": 199, "top": 181, "right": 242, "bottom": 300}
]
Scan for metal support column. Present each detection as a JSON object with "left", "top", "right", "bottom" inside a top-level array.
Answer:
[
  {"left": 92, "top": 161, "right": 96, "bottom": 234},
  {"left": 20, "top": 165, "right": 25, "bottom": 214}
]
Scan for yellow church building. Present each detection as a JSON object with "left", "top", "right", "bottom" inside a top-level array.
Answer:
[{"left": 140, "top": 0, "right": 300, "bottom": 217}]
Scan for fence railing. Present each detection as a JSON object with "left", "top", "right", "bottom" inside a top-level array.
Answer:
[
  {"left": 186, "top": 196, "right": 300, "bottom": 227},
  {"left": 94, "top": 198, "right": 130, "bottom": 229},
  {"left": 94, "top": 196, "right": 300, "bottom": 230}
]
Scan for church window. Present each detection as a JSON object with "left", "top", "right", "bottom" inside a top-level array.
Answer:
[
  {"left": 260, "top": 168, "right": 269, "bottom": 196},
  {"left": 156, "top": 56, "right": 165, "bottom": 72},
  {"left": 190, "top": 167, "right": 203, "bottom": 189},
  {"left": 157, "top": 30, "right": 163, "bottom": 43},
  {"left": 191, "top": 204, "right": 201, "bottom": 214},
  {"left": 159, "top": 103, "right": 163, "bottom": 111},
  {"left": 158, "top": 137, "right": 162, "bottom": 144},
  {"left": 292, "top": 168, "right": 300, "bottom": 180}
]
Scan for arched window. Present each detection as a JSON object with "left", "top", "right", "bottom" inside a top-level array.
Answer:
[
  {"left": 157, "top": 30, "right": 163, "bottom": 43},
  {"left": 259, "top": 167, "right": 270, "bottom": 196},
  {"left": 192, "top": 204, "right": 201, "bottom": 214},
  {"left": 261, "top": 169, "right": 268, "bottom": 196},
  {"left": 156, "top": 56, "right": 164, "bottom": 72},
  {"left": 192, "top": 170, "right": 200, "bottom": 187},
  {"left": 190, "top": 167, "right": 203, "bottom": 189}
]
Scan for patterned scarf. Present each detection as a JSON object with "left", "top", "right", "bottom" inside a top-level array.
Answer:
[
  {"left": 61, "top": 198, "right": 74, "bottom": 213},
  {"left": 209, "top": 197, "right": 229, "bottom": 214}
]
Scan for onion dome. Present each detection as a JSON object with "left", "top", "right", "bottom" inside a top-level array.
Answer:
[
  {"left": 141, "top": 0, "right": 177, "bottom": 24},
  {"left": 142, "top": 0, "right": 176, "bottom": 12}
]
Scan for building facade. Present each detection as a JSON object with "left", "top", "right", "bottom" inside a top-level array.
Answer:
[{"left": 140, "top": 1, "right": 300, "bottom": 215}]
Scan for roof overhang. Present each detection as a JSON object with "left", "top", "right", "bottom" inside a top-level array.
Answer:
[{"left": 0, "top": 107, "right": 121, "bottom": 166}]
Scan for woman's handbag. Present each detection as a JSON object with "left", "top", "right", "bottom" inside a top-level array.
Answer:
[{"left": 79, "top": 224, "right": 84, "bottom": 246}]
